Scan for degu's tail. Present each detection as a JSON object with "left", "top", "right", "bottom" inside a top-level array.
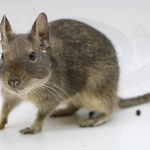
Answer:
[{"left": 119, "top": 93, "right": 150, "bottom": 108}]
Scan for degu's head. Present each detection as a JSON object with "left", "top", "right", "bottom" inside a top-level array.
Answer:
[{"left": 0, "top": 13, "right": 52, "bottom": 94}]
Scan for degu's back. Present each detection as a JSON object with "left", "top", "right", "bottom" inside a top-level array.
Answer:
[{"left": 47, "top": 18, "right": 119, "bottom": 101}]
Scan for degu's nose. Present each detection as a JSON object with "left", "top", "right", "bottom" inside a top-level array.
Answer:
[{"left": 8, "top": 78, "right": 21, "bottom": 88}]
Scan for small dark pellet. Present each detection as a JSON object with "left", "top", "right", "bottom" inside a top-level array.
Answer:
[
  {"left": 89, "top": 111, "right": 95, "bottom": 118},
  {"left": 136, "top": 110, "right": 141, "bottom": 116}
]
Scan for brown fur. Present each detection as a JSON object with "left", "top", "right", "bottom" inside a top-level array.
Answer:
[{"left": 0, "top": 13, "right": 150, "bottom": 134}]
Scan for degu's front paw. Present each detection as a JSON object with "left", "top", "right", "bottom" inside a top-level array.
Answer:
[
  {"left": 0, "top": 123, "right": 5, "bottom": 130},
  {"left": 20, "top": 126, "right": 41, "bottom": 134},
  {"left": 0, "top": 119, "right": 7, "bottom": 130}
]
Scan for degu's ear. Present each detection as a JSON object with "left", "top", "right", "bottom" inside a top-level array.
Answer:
[
  {"left": 30, "top": 13, "right": 49, "bottom": 50},
  {"left": 0, "top": 15, "right": 13, "bottom": 45}
]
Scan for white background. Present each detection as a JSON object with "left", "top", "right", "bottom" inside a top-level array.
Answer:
[{"left": 0, "top": 0, "right": 150, "bottom": 150}]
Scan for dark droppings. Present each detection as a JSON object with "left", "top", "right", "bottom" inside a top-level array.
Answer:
[
  {"left": 89, "top": 111, "right": 95, "bottom": 118},
  {"left": 136, "top": 110, "right": 141, "bottom": 116}
]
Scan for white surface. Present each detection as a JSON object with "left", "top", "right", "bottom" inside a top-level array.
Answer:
[{"left": 0, "top": 0, "right": 150, "bottom": 150}]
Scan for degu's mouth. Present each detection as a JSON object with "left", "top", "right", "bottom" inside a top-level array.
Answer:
[{"left": 6, "top": 87, "right": 27, "bottom": 95}]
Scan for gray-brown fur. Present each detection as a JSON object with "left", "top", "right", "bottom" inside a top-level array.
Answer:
[
  {"left": 0, "top": 13, "right": 149, "bottom": 134},
  {"left": 119, "top": 94, "right": 150, "bottom": 108}
]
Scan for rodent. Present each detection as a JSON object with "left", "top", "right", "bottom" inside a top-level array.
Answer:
[{"left": 0, "top": 13, "right": 150, "bottom": 134}]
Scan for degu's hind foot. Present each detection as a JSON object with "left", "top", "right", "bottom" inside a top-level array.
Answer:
[
  {"left": 51, "top": 108, "right": 78, "bottom": 117},
  {"left": 77, "top": 113, "right": 110, "bottom": 127},
  {"left": 50, "top": 103, "right": 79, "bottom": 117},
  {"left": 51, "top": 109, "right": 74, "bottom": 117}
]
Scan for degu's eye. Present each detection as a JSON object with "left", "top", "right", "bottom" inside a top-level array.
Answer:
[
  {"left": 29, "top": 52, "right": 36, "bottom": 61},
  {"left": 1, "top": 53, "right": 4, "bottom": 60}
]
